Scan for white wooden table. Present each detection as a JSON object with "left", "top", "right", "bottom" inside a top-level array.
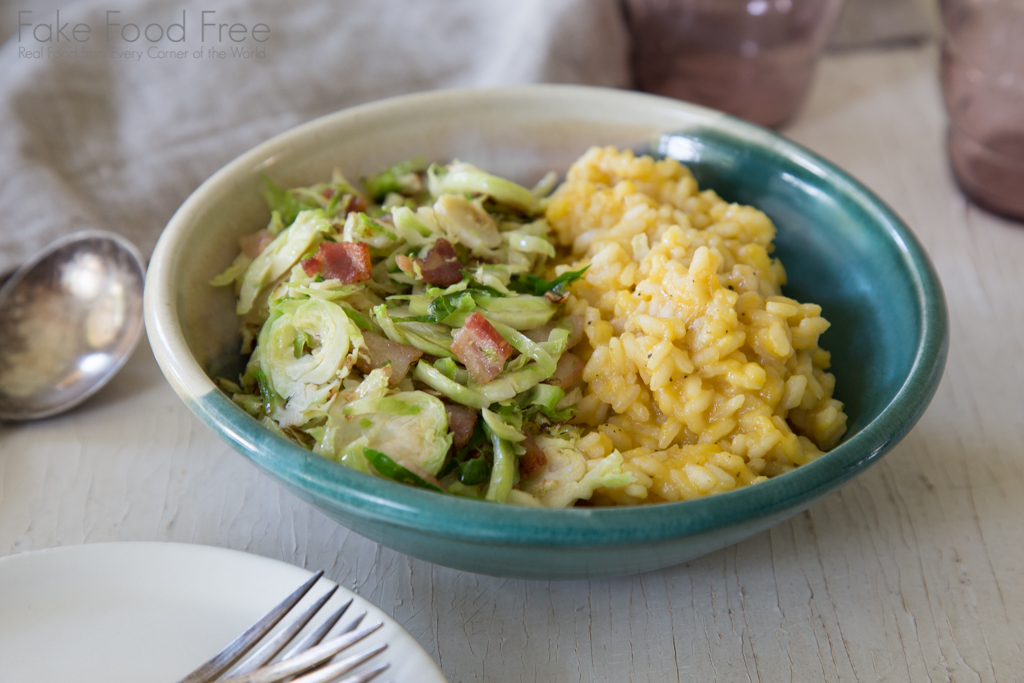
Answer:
[{"left": 3, "top": 44, "right": 1023, "bottom": 682}]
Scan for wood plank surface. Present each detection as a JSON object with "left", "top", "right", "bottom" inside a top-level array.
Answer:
[{"left": 2, "top": 44, "right": 1023, "bottom": 682}]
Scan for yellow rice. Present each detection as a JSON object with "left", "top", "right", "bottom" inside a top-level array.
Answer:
[{"left": 545, "top": 147, "right": 847, "bottom": 505}]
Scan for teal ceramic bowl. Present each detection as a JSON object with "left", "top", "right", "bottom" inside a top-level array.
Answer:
[{"left": 144, "top": 85, "right": 948, "bottom": 580}]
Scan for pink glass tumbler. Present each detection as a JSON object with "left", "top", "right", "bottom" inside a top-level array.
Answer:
[
  {"left": 623, "top": 0, "right": 845, "bottom": 129},
  {"left": 941, "top": 0, "right": 1024, "bottom": 220}
]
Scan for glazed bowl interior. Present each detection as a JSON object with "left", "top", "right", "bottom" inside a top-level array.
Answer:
[{"left": 145, "top": 85, "right": 947, "bottom": 580}]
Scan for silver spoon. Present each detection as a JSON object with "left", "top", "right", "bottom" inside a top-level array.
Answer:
[{"left": 0, "top": 231, "right": 146, "bottom": 421}]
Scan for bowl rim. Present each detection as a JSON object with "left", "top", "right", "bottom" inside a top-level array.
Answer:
[{"left": 144, "top": 84, "right": 949, "bottom": 547}]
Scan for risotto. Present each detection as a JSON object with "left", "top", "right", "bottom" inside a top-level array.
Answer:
[{"left": 547, "top": 146, "right": 847, "bottom": 504}]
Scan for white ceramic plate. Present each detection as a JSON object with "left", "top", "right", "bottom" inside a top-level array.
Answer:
[{"left": 0, "top": 542, "right": 445, "bottom": 683}]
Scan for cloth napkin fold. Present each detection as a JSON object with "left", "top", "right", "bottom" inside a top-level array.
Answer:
[{"left": 0, "top": 0, "right": 630, "bottom": 274}]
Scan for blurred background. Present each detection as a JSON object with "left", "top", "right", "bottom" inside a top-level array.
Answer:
[
  {"left": 1, "top": 0, "right": 1012, "bottom": 278},
  {"left": 0, "top": 0, "right": 940, "bottom": 54}
]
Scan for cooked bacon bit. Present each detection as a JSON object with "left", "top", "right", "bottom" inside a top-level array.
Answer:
[
  {"left": 346, "top": 196, "right": 368, "bottom": 213},
  {"left": 239, "top": 229, "right": 274, "bottom": 259},
  {"left": 302, "top": 242, "right": 372, "bottom": 282},
  {"left": 315, "top": 241, "right": 372, "bottom": 283},
  {"left": 322, "top": 188, "right": 336, "bottom": 199},
  {"left": 395, "top": 254, "right": 415, "bottom": 275},
  {"left": 415, "top": 238, "right": 463, "bottom": 286},
  {"left": 519, "top": 436, "right": 548, "bottom": 479},
  {"left": 355, "top": 331, "right": 423, "bottom": 385},
  {"left": 546, "top": 352, "right": 584, "bottom": 390},
  {"left": 451, "top": 313, "right": 514, "bottom": 384},
  {"left": 301, "top": 256, "right": 322, "bottom": 277},
  {"left": 443, "top": 402, "right": 478, "bottom": 448}
]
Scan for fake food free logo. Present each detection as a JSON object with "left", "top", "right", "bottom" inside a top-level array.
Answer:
[{"left": 17, "top": 10, "right": 270, "bottom": 61}]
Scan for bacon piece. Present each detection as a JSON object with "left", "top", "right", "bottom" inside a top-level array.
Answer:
[
  {"left": 301, "top": 242, "right": 372, "bottom": 282},
  {"left": 415, "top": 238, "right": 463, "bottom": 286},
  {"left": 301, "top": 257, "right": 322, "bottom": 277},
  {"left": 519, "top": 436, "right": 548, "bottom": 480},
  {"left": 355, "top": 331, "right": 423, "bottom": 385},
  {"left": 546, "top": 352, "right": 584, "bottom": 390},
  {"left": 443, "top": 402, "right": 478, "bottom": 449},
  {"left": 451, "top": 313, "right": 514, "bottom": 384},
  {"left": 346, "top": 196, "right": 368, "bottom": 214},
  {"left": 308, "top": 241, "right": 372, "bottom": 283},
  {"left": 239, "top": 229, "right": 274, "bottom": 259},
  {"left": 322, "top": 188, "right": 336, "bottom": 199}
]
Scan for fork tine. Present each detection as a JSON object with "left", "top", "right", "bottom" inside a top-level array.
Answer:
[
  {"left": 337, "top": 611, "right": 366, "bottom": 635},
  {"left": 226, "top": 585, "right": 340, "bottom": 677},
  {"left": 332, "top": 663, "right": 391, "bottom": 683},
  {"left": 217, "top": 622, "right": 384, "bottom": 683},
  {"left": 276, "top": 597, "right": 354, "bottom": 662},
  {"left": 286, "top": 644, "right": 388, "bottom": 683},
  {"left": 177, "top": 571, "right": 325, "bottom": 683}
]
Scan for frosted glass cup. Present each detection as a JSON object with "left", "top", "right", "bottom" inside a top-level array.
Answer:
[
  {"left": 623, "top": 0, "right": 844, "bottom": 129},
  {"left": 941, "top": 0, "right": 1024, "bottom": 220}
]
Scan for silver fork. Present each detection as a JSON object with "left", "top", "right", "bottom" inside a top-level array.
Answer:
[{"left": 176, "top": 570, "right": 390, "bottom": 683}]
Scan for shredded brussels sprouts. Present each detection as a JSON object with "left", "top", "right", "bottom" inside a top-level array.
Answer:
[{"left": 212, "top": 158, "right": 633, "bottom": 507}]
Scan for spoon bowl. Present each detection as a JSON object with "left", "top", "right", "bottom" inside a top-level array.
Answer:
[{"left": 0, "top": 231, "right": 146, "bottom": 421}]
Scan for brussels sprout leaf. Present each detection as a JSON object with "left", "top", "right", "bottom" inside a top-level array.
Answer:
[{"left": 364, "top": 448, "right": 445, "bottom": 492}]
